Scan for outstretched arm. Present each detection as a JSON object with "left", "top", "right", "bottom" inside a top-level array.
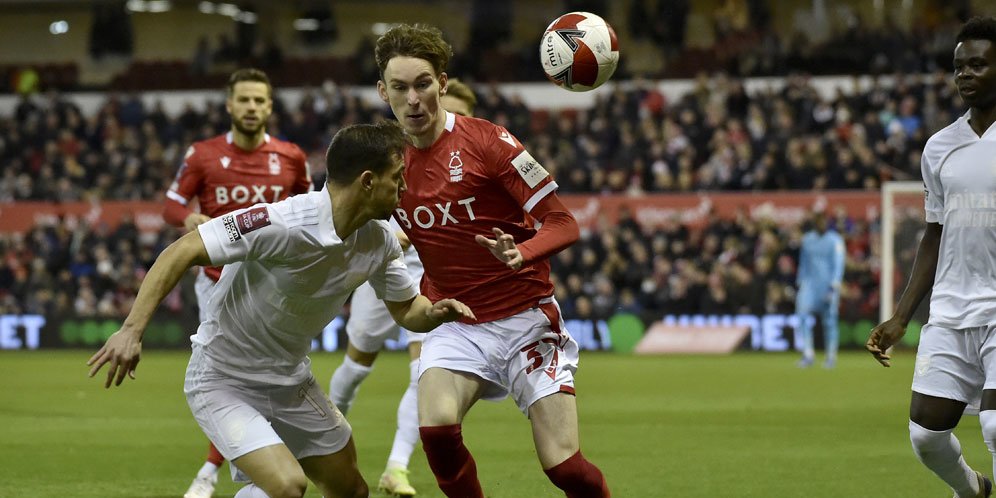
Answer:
[
  {"left": 87, "top": 230, "right": 212, "bottom": 387},
  {"left": 475, "top": 194, "right": 579, "bottom": 270},
  {"left": 385, "top": 295, "right": 476, "bottom": 332},
  {"left": 866, "top": 222, "right": 942, "bottom": 366}
]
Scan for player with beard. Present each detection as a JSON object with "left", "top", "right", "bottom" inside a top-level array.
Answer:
[{"left": 163, "top": 68, "right": 312, "bottom": 498}]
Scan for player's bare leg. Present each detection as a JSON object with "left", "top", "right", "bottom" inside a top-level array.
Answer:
[
  {"left": 417, "top": 367, "right": 486, "bottom": 498},
  {"left": 299, "top": 437, "right": 369, "bottom": 498},
  {"left": 230, "top": 444, "right": 308, "bottom": 498},
  {"left": 379, "top": 342, "right": 423, "bottom": 496},
  {"left": 909, "top": 392, "right": 986, "bottom": 498},
  {"left": 328, "top": 342, "right": 378, "bottom": 415},
  {"left": 530, "top": 392, "right": 610, "bottom": 497}
]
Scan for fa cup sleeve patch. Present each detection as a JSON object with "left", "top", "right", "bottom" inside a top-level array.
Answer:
[{"left": 235, "top": 207, "right": 271, "bottom": 236}]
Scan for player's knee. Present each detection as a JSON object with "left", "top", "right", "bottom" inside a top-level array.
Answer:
[
  {"left": 909, "top": 419, "right": 951, "bottom": 457},
  {"left": 910, "top": 396, "right": 963, "bottom": 431},
  {"left": 418, "top": 405, "right": 460, "bottom": 426},
  {"left": 266, "top": 474, "right": 308, "bottom": 498}
]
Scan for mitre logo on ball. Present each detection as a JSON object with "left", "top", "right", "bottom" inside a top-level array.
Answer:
[{"left": 540, "top": 11, "right": 619, "bottom": 92}]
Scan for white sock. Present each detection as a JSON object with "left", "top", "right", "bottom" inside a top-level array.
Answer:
[
  {"left": 196, "top": 461, "right": 219, "bottom": 480},
  {"left": 909, "top": 420, "right": 979, "bottom": 497},
  {"left": 233, "top": 483, "right": 270, "bottom": 498},
  {"left": 980, "top": 410, "right": 996, "bottom": 485},
  {"left": 387, "top": 359, "right": 420, "bottom": 468},
  {"left": 328, "top": 355, "right": 373, "bottom": 416}
]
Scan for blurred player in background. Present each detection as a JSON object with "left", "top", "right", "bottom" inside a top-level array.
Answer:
[
  {"left": 327, "top": 78, "right": 477, "bottom": 497},
  {"left": 374, "top": 24, "right": 610, "bottom": 497},
  {"left": 439, "top": 78, "right": 476, "bottom": 118},
  {"left": 793, "top": 209, "right": 844, "bottom": 369},
  {"left": 89, "top": 121, "right": 476, "bottom": 498},
  {"left": 867, "top": 16, "right": 996, "bottom": 498},
  {"left": 162, "top": 68, "right": 312, "bottom": 498}
]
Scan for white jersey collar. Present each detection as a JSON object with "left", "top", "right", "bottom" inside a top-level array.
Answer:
[{"left": 226, "top": 131, "right": 272, "bottom": 144}]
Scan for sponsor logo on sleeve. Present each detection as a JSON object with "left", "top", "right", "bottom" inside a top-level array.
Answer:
[
  {"left": 222, "top": 215, "right": 241, "bottom": 242},
  {"left": 511, "top": 151, "right": 549, "bottom": 188},
  {"left": 235, "top": 206, "right": 271, "bottom": 235}
]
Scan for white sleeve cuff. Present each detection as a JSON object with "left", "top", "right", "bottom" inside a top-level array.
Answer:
[
  {"left": 523, "top": 181, "right": 558, "bottom": 213},
  {"left": 166, "top": 190, "right": 189, "bottom": 205}
]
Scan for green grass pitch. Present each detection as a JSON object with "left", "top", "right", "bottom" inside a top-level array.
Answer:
[{"left": 0, "top": 350, "right": 987, "bottom": 497}]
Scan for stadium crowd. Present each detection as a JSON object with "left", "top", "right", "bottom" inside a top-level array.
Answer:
[
  {"left": 0, "top": 69, "right": 941, "bottom": 323},
  {"left": 1, "top": 69, "right": 962, "bottom": 200}
]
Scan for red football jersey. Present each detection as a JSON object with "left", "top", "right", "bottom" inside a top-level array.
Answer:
[
  {"left": 167, "top": 132, "right": 311, "bottom": 280},
  {"left": 395, "top": 113, "right": 561, "bottom": 323}
]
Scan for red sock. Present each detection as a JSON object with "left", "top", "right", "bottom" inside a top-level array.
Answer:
[
  {"left": 544, "top": 451, "right": 610, "bottom": 498},
  {"left": 206, "top": 442, "right": 225, "bottom": 466},
  {"left": 419, "top": 424, "right": 484, "bottom": 498}
]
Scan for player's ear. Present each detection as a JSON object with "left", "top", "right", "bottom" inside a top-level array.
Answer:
[
  {"left": 438, "top": 72, "right": 448, "bottom": 95},
  {"left": 359, "top": 170, "right": 375, "bottom": 192},
  {"left": 376, "top": 80, "right": 389, "bottom": 103},
  {"left": 225, "top": 97, "right": 233, "bottom": 115}
]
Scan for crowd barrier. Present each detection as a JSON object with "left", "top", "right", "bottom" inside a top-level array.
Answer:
[{"left": 0, "top": 191, "right": 921, "bottom": 233}]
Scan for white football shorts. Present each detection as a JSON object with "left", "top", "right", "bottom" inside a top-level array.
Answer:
[
  {"left": 184, "top": 346, "right": 352, "bottom": 482},
  {"left": 418, "top": 297, "right": 579, "bottom": 415},
  {"left": 911, "top": 323, "right": 996, "bottom": 407},
  {"left": 346, "top": 281, "right": 425, "bottom": 353}
]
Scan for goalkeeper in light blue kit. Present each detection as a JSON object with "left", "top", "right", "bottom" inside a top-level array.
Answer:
[{"left": 795, "top": 210, "right": 845, "bottom": 368}]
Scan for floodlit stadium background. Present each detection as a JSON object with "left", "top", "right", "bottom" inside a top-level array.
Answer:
[{"left": 1, "top": 1, "right": 995, "bottom": 497}]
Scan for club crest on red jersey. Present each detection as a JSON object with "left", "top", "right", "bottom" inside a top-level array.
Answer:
[
  {"left": 220, "top": 156, "right": 231, "bottom": 169},
  {"left": 268, "top": 153, "right": 281, "bottom": 175},
  {"left": 448, "top": 150, "right": 464, "bottom": 182}
]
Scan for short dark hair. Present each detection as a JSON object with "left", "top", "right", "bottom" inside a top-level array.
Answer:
[
  {"left": 375, "top": 23, "right": 453, "bottom": 79},
  {"left": 325, "top": 121, "right": 407, "bottom": 185},
  {"left": 957, "top": 16, "right": 996, "bottom": 45},
  {"left": 227, "top": 68, "right": 272, "bottom": 97}
]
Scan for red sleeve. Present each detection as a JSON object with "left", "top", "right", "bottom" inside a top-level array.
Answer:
[
  {"left": 293, "top": 147, "right": 313, "bottom": 194},
  {"left": 482, "top": 124, "right": 558, "bottom": 214},
  {"left": 164, "top": 144, "right": 205, "bottom": 220},
  {"left": 163, "top": 198, "right": 193, "bottom": 227},
  {"left": 516, "top": 193, "right": 579, "bottom": 265}
]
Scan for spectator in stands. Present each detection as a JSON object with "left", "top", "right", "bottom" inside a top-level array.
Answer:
[{"left": 190, "top": 37, "right": 212, "bottom": 77}]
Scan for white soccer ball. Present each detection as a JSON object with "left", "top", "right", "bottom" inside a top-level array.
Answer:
[{"left": 539, "top": 11, "right": 620, "bottom": 92}]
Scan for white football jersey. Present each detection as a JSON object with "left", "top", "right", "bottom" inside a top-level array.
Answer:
[
  {"left": 195, "top": 187, "right": 418, "bottom": 384},
  {"left": 922, "top": 112, "right": 996, "bottom": 328}
]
